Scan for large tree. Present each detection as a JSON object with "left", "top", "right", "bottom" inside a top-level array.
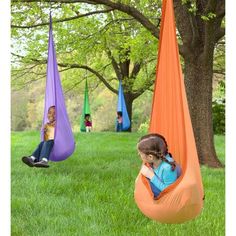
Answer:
[
  {"left": 11, "top": 0, "right": 225, "bottom": 167},
  {"left": 11, "top": 3, "right": 158, "bottom": 131}
]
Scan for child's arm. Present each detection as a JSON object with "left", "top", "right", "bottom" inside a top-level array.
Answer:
[
  {"left": 150, "top": 165, "right": 177, "bottom": 191},
  {"left": 43, "top": 123, "right": 47, "bottom": 132}
]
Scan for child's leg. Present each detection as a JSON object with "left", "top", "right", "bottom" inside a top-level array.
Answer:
[
  {"left": 22, "top": 141, "right": 44, "bottom": 167},
  {"left": 148, "top": 179, "right": 161, "bottom": 198},
  {"left": 117, "top": 123, "right": 122, "bottom": 132},
  {"left": 86, "top": 126, "right": 89, "bottom": 132},
  {"left": 31, "top": 141, "right": 44, "bottom": 162},
  {"left": 38, "top": 140, "right": 54, "bottom": 161}
]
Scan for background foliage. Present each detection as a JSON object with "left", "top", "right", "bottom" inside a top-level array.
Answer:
[{"left": 11, "top": 0, "right": 225, "bottom": 134}]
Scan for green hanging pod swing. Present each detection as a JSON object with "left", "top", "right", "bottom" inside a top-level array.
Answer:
[{"left": 80, "top": 79, "right": 92, "bottom": 132}]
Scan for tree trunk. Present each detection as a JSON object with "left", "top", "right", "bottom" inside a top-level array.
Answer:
[{"left": 184, "top": 55, "right": 224, "bottom": 168}]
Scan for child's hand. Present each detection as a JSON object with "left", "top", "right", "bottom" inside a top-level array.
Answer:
[
  {"left": 43, "top": 125, "right": 47, "bottom": 132},
  {"left": 140, "top": 165, "right": 155, "bottom": 179}
]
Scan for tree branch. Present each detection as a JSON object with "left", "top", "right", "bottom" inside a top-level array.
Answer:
[
  {"left": 104, "top": 40, "right": 122, "bottom": 81},
  {"left": 12, "top": 0, "right": 160, "bottom": 38},
  {"left": 11, "top": 9, "right": 114, "bottom": 28},
  {"left": 133, "top": 78, "right": 154, "bottom": 99},
  {"left": 173, "top": 0, "right": 196, "bottom": 57},
  {"left": 64, "top": 78, "right": 85, "bottom": 93},
  {"left": 12, "top": 0, "right": 98, "bottom": 4},
  {"left": 130, "top": 62, "right": 142, "bottom": 79},
  {"left": 12, "top": 52, "right": 118, "bottom": 93},
  {"left": 205, "top": 0, "right": 217, "bottom": 13},
  {"left": 58, "top": 62, "right": 118, "bottom": 94},
  {"left": 215, "top": 27, "right": 225, "bottom": 42},
  {"left": 213, "top": 70, "right": 225, "bottom": 76}
]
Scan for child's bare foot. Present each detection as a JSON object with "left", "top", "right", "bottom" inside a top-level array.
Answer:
[{"left": 22, "top": 156, "right": 35, "bottom": 167}]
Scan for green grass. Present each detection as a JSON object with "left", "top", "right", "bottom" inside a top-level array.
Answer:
[{"left": 11, "top": 132, "right": 225, "bottom": 236}]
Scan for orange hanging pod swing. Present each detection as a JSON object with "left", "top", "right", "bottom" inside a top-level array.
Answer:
[{"left": 134, "top": 0, "right": 204, "bottom": 224}]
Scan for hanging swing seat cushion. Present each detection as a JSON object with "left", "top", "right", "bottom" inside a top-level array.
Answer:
[
  {"left": 117, "top": 80, "right": 130, "bottom": 131},
  {"left": 134, "top": 172, "right": 203, "bottom": 223},
  {"left": 133, "top": 0, "right": 204, "bottom": 223},
  {"left": 176, "top": 164, "right": 182, "bottom": 178},
  {"left": 80, "top": 80, "right": 92, "bottom": 132},
  {"left": 42, "top": 13, "right": 75, "bottom": 162}
]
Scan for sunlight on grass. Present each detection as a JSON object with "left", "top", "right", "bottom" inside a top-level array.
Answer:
[{"left": 11, "top": 132, "right": 225, "bottom": 236}]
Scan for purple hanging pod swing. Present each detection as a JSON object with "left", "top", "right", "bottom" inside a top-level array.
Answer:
[{"left": 40, "top": 12, "right": 75, "bottom": 161}]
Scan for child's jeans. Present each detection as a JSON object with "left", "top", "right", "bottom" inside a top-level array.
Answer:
[
  {"left": 116, "top": 123, "right": 122, "bottom": 132},
  {"left": 32, "top": 140, "right": 54, "bottom": 161},
  {"left": 148, "top": 179, "right": 161, "bottom": 198}
]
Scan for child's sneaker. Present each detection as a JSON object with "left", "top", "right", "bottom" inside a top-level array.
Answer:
[
  {"left": 34, "top": 160, "right": 49, "bottom": 168},
  {"left": 22, "top": 156, "right": 35, "bottom": 167}
]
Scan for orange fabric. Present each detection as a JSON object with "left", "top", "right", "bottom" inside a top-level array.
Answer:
[{"left": 134, "top": 0, "right": 204, "bottom": 223}]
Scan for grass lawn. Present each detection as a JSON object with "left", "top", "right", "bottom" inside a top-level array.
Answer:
[{"left": 11, "top": 132, "right": 225, "bottom": 236}]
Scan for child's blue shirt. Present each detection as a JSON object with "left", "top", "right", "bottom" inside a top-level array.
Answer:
[{"left": 150, "top": 154, "right": 177, "bottom": 191}]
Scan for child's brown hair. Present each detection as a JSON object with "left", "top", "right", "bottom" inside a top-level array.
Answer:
[
  {"left": 137, "top": 133, "right": 176, "bottom": 170},
  {"left": 48, "top": 105, "right": 55, "bottom": 112}
]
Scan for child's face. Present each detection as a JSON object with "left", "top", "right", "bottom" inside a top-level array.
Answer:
[{"left": 48, "top": 107, "right": 56, "bottom": 122}]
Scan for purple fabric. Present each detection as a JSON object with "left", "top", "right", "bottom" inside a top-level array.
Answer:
[{"left": 41, "top": 13, "right": 75, "bottom": 161}]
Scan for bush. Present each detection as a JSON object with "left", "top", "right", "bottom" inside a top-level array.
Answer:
[
  {"left": 138, "top": 121, "right": 149, "bottom": 133},
  {"left": 212, "top": 98, "right": 225, "bottom": 134}
]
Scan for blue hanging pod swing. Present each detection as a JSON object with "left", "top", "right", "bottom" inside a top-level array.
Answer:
[
  {"left": 41, "top": 11, "right": 75, "bottom": 161},
  {"left": 116, "top": 80, "right": 131, "bottom": 131}
]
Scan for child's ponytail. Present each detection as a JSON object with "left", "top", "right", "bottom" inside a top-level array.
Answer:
[{"left": 161, "top": 155, "right": 176, "bottom": 171}]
